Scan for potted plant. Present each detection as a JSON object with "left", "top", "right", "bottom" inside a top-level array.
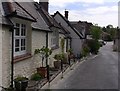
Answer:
[
  {"left": 14, "top": 76, "right": 28, "bottom": 91},
  {"left": 67, "top": 49, "right": 74, "bottom": 59},
  {"left": 34, "top": 46, "right": 52, "bottom": 78}
]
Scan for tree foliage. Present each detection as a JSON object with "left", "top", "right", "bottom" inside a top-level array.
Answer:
[
  {"left": 90, "top": 25, "right": 102, "bottom": 40},
  {"left": 102, "top": 25, "right": 117, "bottom": 41}
]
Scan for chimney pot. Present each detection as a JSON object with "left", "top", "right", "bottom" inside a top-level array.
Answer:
[{"left": 39, "top": 0, "right": 49, "bottom": 12}]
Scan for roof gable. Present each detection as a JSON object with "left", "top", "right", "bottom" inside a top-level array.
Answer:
[
  {"left": 37, "top": 4, "right": 61, "bottom": 29},
  {"left": 2, "top": 2, "right": 36, "bottom": 22},
  {"left": 17, "top": 2, "right": 51, "bottom": 31},
  {"left": 70, "top": 21, "right": 85, "bottom": 36},
  {"left": 53, "top": 11, "right": 83, "bottom": 39}
]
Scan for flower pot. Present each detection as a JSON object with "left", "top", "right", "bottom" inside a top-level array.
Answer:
[
  {"left": 14, "top": 79, "right": 28, "bottom": 91},
  {"left": 37, "top": 67, "right": 47, "bottom": 78},
  {"left": 69, "top": 54, "right": 74, "bottom": 59},
  {"left": 54, "top": 61, "right": 61, "bottom": 69}
]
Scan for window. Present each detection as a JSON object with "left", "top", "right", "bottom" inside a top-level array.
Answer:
[
  {"left": 14, "top": 23, "right": 26, "bottom": 56},
  {"left": 51, "top": 29, "right": 59, "bottom": 48}
]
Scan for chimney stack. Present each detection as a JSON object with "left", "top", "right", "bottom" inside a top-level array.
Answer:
[
  {"left": 39, "top": 0, "right": 49, "bottom": 12},
  {"left": 65, "top": 10, "right": 69, "bottom": 19}
]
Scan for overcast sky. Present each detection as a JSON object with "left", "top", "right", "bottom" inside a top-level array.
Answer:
[{"left": 34, "top": 0, "right": 119, "bottom": 27}]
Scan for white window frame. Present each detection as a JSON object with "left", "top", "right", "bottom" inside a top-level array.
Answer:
[{"left": 14, "top": 23, "right": 27, "bottom": 56}]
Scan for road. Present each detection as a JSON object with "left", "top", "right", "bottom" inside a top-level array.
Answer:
[{"left": 49, "top": 42, "right": 118, "bottom": 89}]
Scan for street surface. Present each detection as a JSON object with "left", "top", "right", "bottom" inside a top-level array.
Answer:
[{"left": 49, "top": 42, "right": 118, "bottom": 89}]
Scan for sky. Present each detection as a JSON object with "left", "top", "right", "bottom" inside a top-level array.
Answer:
[{"left": 34, "top": 0, "right": 119, "bottom": 27}]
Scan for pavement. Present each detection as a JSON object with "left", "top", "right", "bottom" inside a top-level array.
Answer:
[
  {"left": 41, "top": 42, "right": 118, "bottom": 90},
  {"left": 26, "top": 59, "right": 77, "bottom": 91}
]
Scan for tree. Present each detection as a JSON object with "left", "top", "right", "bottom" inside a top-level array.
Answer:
[
  {"left": 102, "top": 27, "right": 107, "bottom": 32},
  {"left": 90, "top": 25, "right": 102, "bottom": 40},
  {"left": 106, "top": 24, "right": 113, "bottom": 29},
  {"left": 102, "top": 25, "right": 116, "bottom": 41},
  {"left": 87, "top": 25, "right": 101, "bottom": 54}
]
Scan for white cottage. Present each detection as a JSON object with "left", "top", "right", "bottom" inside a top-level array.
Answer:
[
  {"left": 0, "top": 1, "right": 68, "bottom": 88},
  {"left": 53, "top": 11, "right": 83, "bottom": 58}
]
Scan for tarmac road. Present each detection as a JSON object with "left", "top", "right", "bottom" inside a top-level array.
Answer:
[{"left": 49, "top": 42, "right": 118, "bottom": 90}]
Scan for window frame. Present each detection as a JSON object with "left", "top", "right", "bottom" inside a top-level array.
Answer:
[{"left": 14, "top": 23, "right": 27, "bottom": 57}]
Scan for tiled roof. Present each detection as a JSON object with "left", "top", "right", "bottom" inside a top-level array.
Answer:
[
  {"left": 1, "top": 1, "right": 51, "bottom": 31},
  {"left": 17, "top": 2, "right": 51, "bottom": 31},
  {"left": 70, "top": 21, "right": 84, "bottom": 36},
  {"left": 37, "top": 3, "right": 65, "bottom": 33},
  {"left": 2, "top": 2, "right": 36, "bottom": 22},
  {"left": 1, "top": 1, "right": 71, "bottom": 34},
  {"left": 0, "top": 2, "right": 12, "bottom": 25}
]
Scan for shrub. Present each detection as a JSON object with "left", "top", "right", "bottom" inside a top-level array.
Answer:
[
  {"left": 62, "top": 53, "right": 68, "bottom": 64},
  {"left": 31, "top": 73, "right": 42, "bottom": 81},
  {"left": 87, "top": 39, "right": 100, "bottom": 54},
  {"left": 81, "top": 45, "right": 90, "bottom": 57},
  {"left": 14, "top": 76, "right": 28, "bottom": 82},
  {"left": 54, "top": 54, "right": 61, "bottom": 61}
]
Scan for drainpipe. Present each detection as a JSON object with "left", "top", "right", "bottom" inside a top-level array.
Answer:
[
  {"left": 46, "top": 31, "right": 49, "bottom": 81},
  {"left": 46, "top": 31, "right": 48, "bottom": 65},
  {"left": 70, "top": 38, "right": 72, "bottom": 49},
  {"left": 66, "top": 38, "right": 68, "bottom": 52},
  {"left": 10, "top": 26, "right": 14, "bottom": 89}
]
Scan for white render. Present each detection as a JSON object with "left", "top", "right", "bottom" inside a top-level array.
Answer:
[
  {"left": 54, "top": 13, "right": 82, "bottom": 57},
  {"left": 2, "top": 26, "right": 11, "bottom": 88},
  {"left": 1, "top": 21, "right": 66, "bottom": 88},
  {"left": 48, "top": 33, "right": 66, "bottom": 67}
]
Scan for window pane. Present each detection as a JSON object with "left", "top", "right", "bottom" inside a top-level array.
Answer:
[
  {"left": 15, "top": 28, "right": 20, "bottom": 36},
  {"left": 21, "top": 39, "right": 26, "bottom": 51},
  {"left": 15, "top": 23, "right": 20, "bottom": 36},
  {"left": 15, "top": 48, "right": 19, "bottom": 52},
  {"left": 21, "top": 24, "right": 26, "bottom": 36},
  {"left": 15, "top": 39, "right": 20, "bottom": 47},
  {"left": 21, "top": 39, "right": 25, "bottom": 46},
  {"left": 21, "top": 47, "right": 25, "bottom": 51},
  {"left": 21, "top": 28, "right": 26, "bottom": 36}
]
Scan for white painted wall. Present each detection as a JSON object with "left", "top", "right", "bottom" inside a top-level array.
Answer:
[
  {"left": 48, "top": 32, "right": 66, "bottom": 67},
  {"left": 2, "top": 26, "right": 11, "bottom": 88},
  {"left": 1, "top": 18, "right": 66, "bottom": 88},
  {"left": 71, "top": 38, "right": 82, "bottom": 57}
]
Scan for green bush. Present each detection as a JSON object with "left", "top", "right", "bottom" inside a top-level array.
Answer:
[
  {"left": 104, "top": 35, "right": 112, "bottom": 41},
  {"left": 87, "top": 39, "right": 100, "bottom": 54},
  {"left": 31, "top": 73, "right": 42, "bottom": 81},
  {"left": 14, "top": 76, "right": 28, "bottom": 82},
  {"left": 81, "top": 45, "right": 90, "bottom": 57}
]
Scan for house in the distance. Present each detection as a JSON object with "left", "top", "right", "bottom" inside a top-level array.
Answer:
[
  {"left": 70, "top": 20, "right": 93, "bottom": 45},
  {"left": 53, "top": 11, "right": 84, "bottom": 58}
]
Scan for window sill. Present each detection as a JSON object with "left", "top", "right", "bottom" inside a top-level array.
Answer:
[
  {"left": 51, "top": 45, "right": 59, "bottom": 50},
  {"left": 14, "top": 53, "right": 32, "bottom": 63}
]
